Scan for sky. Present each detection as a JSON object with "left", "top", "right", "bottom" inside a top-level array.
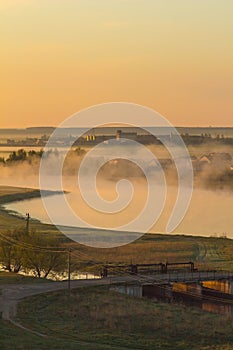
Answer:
[{"left": 0, "top": 0, "right": 232, "bottom": 128}]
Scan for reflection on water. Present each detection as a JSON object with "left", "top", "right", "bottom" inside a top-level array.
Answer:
[
  {"left": 113, "top": 283, "right": 233, "bottom": 316},
  {"left": 172, "top": 281, "right": 233, "bottom": 316},
  {"left": 172, "top": 292, "right": 233, "bottom": 316},
  {"left": 3, "top": 186, "right": 233, "bottom": 239},
  {"left": 202, "top": 302, "right": 233, "bottom": 315}
]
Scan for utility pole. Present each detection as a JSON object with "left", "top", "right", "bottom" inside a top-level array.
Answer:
[
  {"left": 26, "top": 212, "right": 30, "bottom": 234},
  {"left": 68, "top": 249, "right": 71, "bottom": 291}
]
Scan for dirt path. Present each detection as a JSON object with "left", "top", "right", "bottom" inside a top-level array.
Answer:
[
  {"left": 0, "top": 279, "right": 110, "bottom": 320},
  {"left": 0, "top": 275, "right": 144, "bottom": 321},
  {"left": 0, "top": 278, "right": 135, "bottom": 350},
  {"left": 1, "top": 270, "right": 231, "bottom": 321}
]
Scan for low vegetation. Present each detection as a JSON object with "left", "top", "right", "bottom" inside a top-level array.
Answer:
[
  {"left": 0, "top": 320, "right": 99, "bottom": 350},
  {"left": 13, "top": 286, "right": 233, "bottom": 350}
]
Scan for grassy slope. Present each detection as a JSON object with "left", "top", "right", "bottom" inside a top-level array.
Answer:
[
  {"left": 1, "top": 186, "right": 233, "bottom": 349},
  {"left": 71, "top": 233, "right": 233, "bottom": 274},
  {"left": 14, "top": 286, "right": 233, "bottom": 350},
  {"left": 0, "top": 320, "right": 103, "bottom": 350}
]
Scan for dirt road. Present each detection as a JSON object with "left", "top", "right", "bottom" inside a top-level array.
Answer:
[{"left": 0, "top": 279, "right": 110, "bottom": 320}]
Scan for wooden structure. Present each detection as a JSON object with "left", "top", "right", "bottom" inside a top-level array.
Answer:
[{"left": 101, "top": 261, "right": 196, "bottom": 278}]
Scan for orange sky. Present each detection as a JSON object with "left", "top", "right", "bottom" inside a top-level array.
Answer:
[{"left": 0, "top": 0, "right": 232, "bottom": 128}]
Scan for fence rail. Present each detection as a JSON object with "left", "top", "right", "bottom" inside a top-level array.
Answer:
[{"left": 106, "top": 270, "right": 233, "bottom": 286}]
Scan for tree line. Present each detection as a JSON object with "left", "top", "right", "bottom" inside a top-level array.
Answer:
[
  {"left": 0, "top": 227, "right": 67, "bottom": 278},
  {"left": 0, "top": 147, "right": 86, "bottom": 164},
  {"left": 0, "top": 149, "right": 43, "bottom": 164}
]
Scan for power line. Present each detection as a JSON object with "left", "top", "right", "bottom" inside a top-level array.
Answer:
[
  {"left": 1, "top": 230, "right": 233, "bottom": 306},
  {"left": 0, "top": 231, "right": 66, "bottom": 253}
]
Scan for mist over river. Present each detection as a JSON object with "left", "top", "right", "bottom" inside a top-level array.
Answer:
[
  {"left": 1, "top": 138, "right": 232, "bottom": 242},
  {"left": 3, "top": 184, "right": 233, "bottom": 239}
]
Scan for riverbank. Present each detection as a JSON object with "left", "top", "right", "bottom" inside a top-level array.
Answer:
[
  {"left": 0, "top": 186, "right": 64, "bottom": 206},
  {"left": 1, "top": 185, "right": 233, "bottom": 274},
  {"left": 0, "top": 186, "right": 61, "bottom": 238}
]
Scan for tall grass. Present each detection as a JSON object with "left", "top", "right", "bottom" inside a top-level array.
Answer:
[{"left": 16, "top": 286, "right": 233, "bottom": 350}]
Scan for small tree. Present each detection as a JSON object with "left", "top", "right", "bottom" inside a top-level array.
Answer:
[
  {"left": 0, "top": 228, "right": 25, "bottom": 272},
  {"left": 0, "top": 228, "right": 66, "bottom": 277},
  {"left": 7, "top": 149, "right": 27, "bottom": 162},
  {"left": 28, "top": 149, "right": 43, "bottom": 158},
  {"left": 22, "top": 233, "right": 66, "bottom": 278}
]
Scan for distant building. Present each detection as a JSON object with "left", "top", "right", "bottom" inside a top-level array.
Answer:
[{"left": 116, "top": 129, "right": 137, "bottom": 141}]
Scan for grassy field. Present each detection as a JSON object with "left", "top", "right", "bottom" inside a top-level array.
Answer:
[
  {"left": 0, "top": 319, "right": 103, "bottom": 350},
  {"left": 1, "top": 186, "right": 233, "bottom": 349},
  {"left": 10, "top": 286, "right": 233, "bottom": 350},
  {"left": 71, "top": 233, "right": 233, "bottom": 276}
]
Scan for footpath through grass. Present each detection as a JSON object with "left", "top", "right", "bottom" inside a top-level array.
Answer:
[
  {"left": 0, "top": 319, "right": 106, "bottom": 350},
  {"left": 14, "top": 286, "right": 233, "bottom": 350}
]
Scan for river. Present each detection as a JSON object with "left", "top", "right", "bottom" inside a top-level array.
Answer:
[{"left": 3, "top": 185, "right": 233, "bottom": 239}]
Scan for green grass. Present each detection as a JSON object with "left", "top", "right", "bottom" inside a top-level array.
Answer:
[
  {"left": 14, "top": 286, "right": 233, "bottom": 350},
  {"left": 0, "top": 319, "right": 105, "bottom": 350}
]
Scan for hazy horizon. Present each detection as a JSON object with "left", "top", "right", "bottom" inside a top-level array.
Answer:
[
  {"left": 0, "top": 125, "right": 233, "bottom": 130},
  {"left": 0, "top": 0, "right": 232, "bottom": 128}
]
